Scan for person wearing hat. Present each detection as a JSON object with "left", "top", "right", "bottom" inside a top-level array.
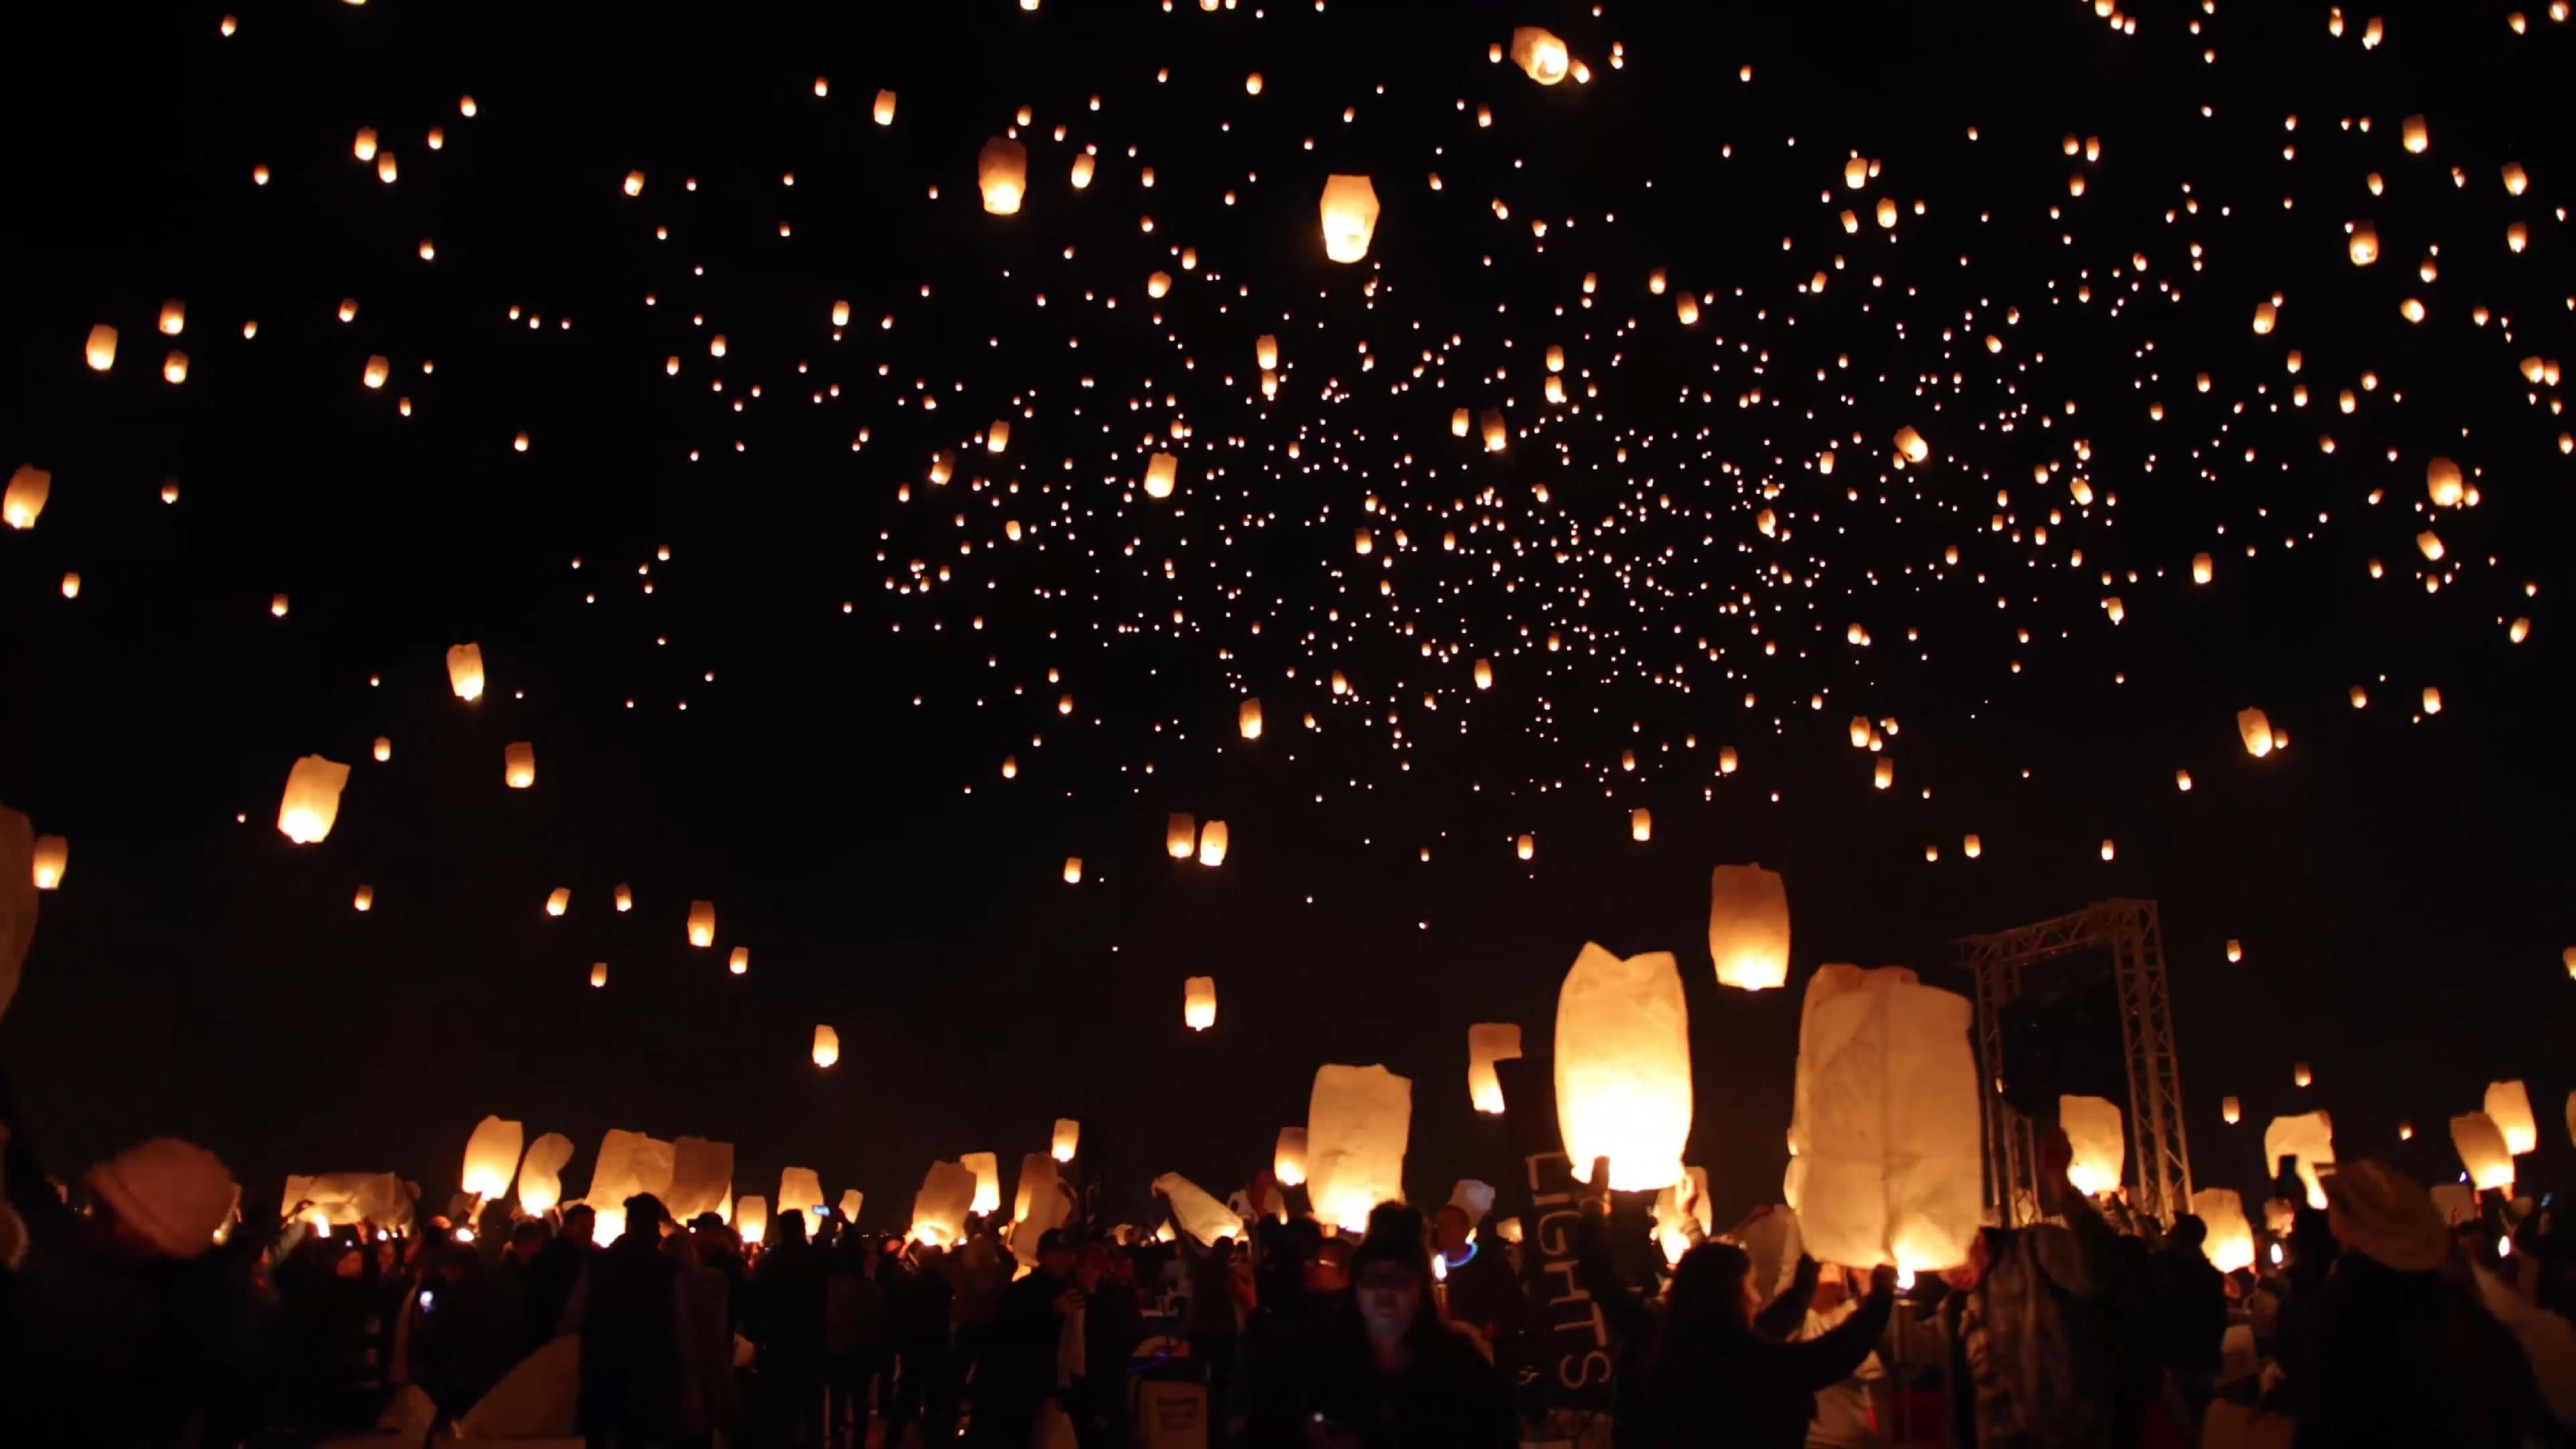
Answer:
[
  {"left": 2, "top": 1123, "right": 240, "bottom": 1444},
  {"left": 2292, "top": 1159, "right": 2552, "bottom": 1447},
  {"left": 1303, "top": 1202, "right": 1515, "bottom": 1446}
]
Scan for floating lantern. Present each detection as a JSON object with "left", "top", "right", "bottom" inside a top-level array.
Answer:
[
  {"left": 1874, "top": 759, "right": 1894, "bottom": 789},
  {"left": 2401, "top": 114, "right": 2428, "bottom": 153},
  {"left": 2422, "top": 686, "right": 2443, "bottom": 714},
  {"left": 517, "top": 1134, "right": 574, "bottom": 1215},
  {"left": 1147, "top": 270, "right": 1171, "bottom": 299},
  {"left": 1516, "top": 833, "right": 1536, "bottom": 861},
  {"left": 2222, "top": 1095, "right": 2241, "bottom": 1124},
  {"left": 275, "top": 755, "right": 352, "bottom": 844},
  {"left": 978, "top": 138, "right": 1028, "bottom": 215},
  {"left": 1273, "top": 1127, "right": 1309, "bottom": 1187},
  {"left": 1719, "top": 747, "right": 1739, "bottom": 773},
  {"left": 2226, "top": 939, "right": 2244, "bottom": 963},
  {"left": 1307, "top": 1063, "right": 1413, "bottom": 1230},
  {"left": 688, "top": 900, "right": 716, "bottom": 947},
  {"left": 771, "top": 1169, "right": 822, "bottom": 1220},
  {"left": 461, "top": 1117, "right": 525, "bottom": 1199},
  {"left": 545, "top": 888, "right": 570, "bottom": 917},
  {"left": 1466, "top": 1023, "right": 1522, "bottom": 1114},
  {"left": 812, "top": 1026, "right": 841, "bottom": 1068},
  {"left": 2267, "top": 1111, "right": 2334, "bottom": 1209},
  {"left": 873, "top": 89, "right": 896, "bottom": 125},
  {"left": 1256, "top": 334, "right": 1279, "bottom": 370},
  {"left": 1183, "top": 975, "right": 1217, "bottom": 1030},
  {"left": 1197, "top": 820, "right": 1229, "bottom": 866},
  {"left": 2100, "top": 839, "right": 2117, "bottom": 861},
  {"left": 1481, "top": 409, "right": 1508, "bottom": 451},
  {"left": 729, "top": 947, "right": 749, "bottom": 975},
  {"left": 1707, "top": 864, "right": 1791, "bottom": 991},
  {"left": 447, "top": 644, "right": 486, "bottom": 702},
  {"left": 2237, "top": 708, "right": 2275, "bottom": 757},
  {"left": 1556, "top": 943, "right": 1691, "bottom": 1191},
  {"left": 930, "top": 451, "right": 955, "bottom": 486},
  {"left": 1155, "top": 1173, "right": 1240, "bottom": 1247},
  {"left": 1894, "top": 427, "right": 1930, "bottom": 464},
  {"left": 1051, "top": 1120, "right": 1080, "bottom": 1163},
  {"left": 1473, "top": 659, "right": 1494, "bottom": 690},
  {"left": 2193, "top": 552, "right": 2214, "bottom": 584},
  {"left": 1675, "top": 294, "right": 1701, "bottom": 325},
  {"left": 614, "top": 884, "right": 633, "bottom": 912},
  {"left": 590, "top": 962, "right": 608, "bottom": 987},
  {"left": 86, "top": 324, "right": 119, "bottom": 371},
  {"left": 1782, "top": 964, "right": 1983, "bottom": 1271},
  {"left": 503, "top": 742, "right": 535, "bottom": 789},
  {"left": 987, "top": 420, "right": 1010, "bottom": 453},
  {"left": 4, "top": 465, "right": 50, "bottom": 529},
  {"left": 158, "top": 299, "right": 184, "bottom": 336},
  {"left": 1630, "top": 808, "right": 1653, "bottom": 842},
  {"left": 1509, "top": 26, "right": 1569, "bottom": 83},
  {"left": 1144, "top": 452, "right": 1179, "bottom": 498},
  {"left": 1319, "top": 174, "right": 1379, "bottom": 263},
  {"left": 353, "top": 885, "right": 374, "bottom": 912},
  {"left": 2349, "top": 225, "right": 2379, "bottom": 266},
  {"left": 1070, "top": 153, "right": 1094, "bottom": 188},
  {"left": 1239, "top": 699, "right": 1263, "bottom": 739},
  {"left": 2253, "top": 301, "right": 2277, "bottom": 335},
  {"left": 962, "top": 1152, "right": 1002, "bottom": 1216},
  {"left": 2295, "top": 1061, "right": 2313, "bottom": 1087},
  {"left": 1062, "top": 857, "right": 1083, "bottom": 884},
  {"left": 2452, "top": 1112, "right": 2515, "bottom": 1191},
  {"left": 1451, "top": 409, "right": 1471, "bottom": 438},
  {"left": 731, "top": 1193, "right": 768, "bottom": 1245},
  {"left": 2192, "top": 1189, "right": 2257, "bottom": 1273},
  {"left": 2485, "top": 1080, "right": 2538, "bottom": 1155},
  {"left": 621, "top": 170, "right": 645, "bottom": 197},
  {"left": 2059, "top": 1095, "right": 2126, "bottom": 1197},
  {"left": 1165, "top": 813, "right": 1196, "bottom": 858}
]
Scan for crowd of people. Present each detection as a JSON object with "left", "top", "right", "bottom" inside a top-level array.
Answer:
[{"left": 6, "top": 1094, "right": 2576, "bottom": 1448}]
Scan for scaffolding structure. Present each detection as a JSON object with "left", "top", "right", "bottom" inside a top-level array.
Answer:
[{"left": 1956, "top": 898, "right": 2192, "bottom": 1226}]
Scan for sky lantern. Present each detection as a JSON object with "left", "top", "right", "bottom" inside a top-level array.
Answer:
[
  {"left": 873, "top": 89, "right": 896, "bottom": 125},
  {"left": 1238, "top": 699, "right": 1263, "bottom": 739},
  {"left": 353, "top": 885, "right": 374, "bottom": 912},
  {"left": 1893, "top": 427, "right": 1930, "bottom": 464},
  {"left": 1874, "top": 197, "right": 1898, "bottom": 228},
  {"left": 85, "top": 324, "right": 118, "bottom": 371},
  {"left": 3, "top": 465, "right": 50, "bottom": 529},
  {"left": 1070, "top": 153, "right": 1094, "bottom": 188},
  {"left": 1707, "top": 864, "right": 1791, "bottom": 991},
  {"left": 1144, "top": 452, "right": 1179, "bottom": 498},
  {"left": 2485, "top": 1080, "right": 2538, "bottom": 1155},
  {"left": 2401, "top": 114, "right": 2428, "bottom": 152},
  {"left": 688, "top": 900, "right": 716, "bottom": 947},
  {"left": 614, "top": 884, "right": 633, "bottom": 912},
  {"left": 157, "top": 299, "right": 184, "bottom": 336},
  {"left": 1155, "top": 1173, "right": 1241, "bottom": 1247},
  {"left": 1450, "top": 409, "right": 1471, "bottom": 438},
  {"left": 1051, "top": 1120, "right": 1079, "bottom": 1163},
  {"left": 622, "top": 170, "right": 645, "bottom": 197},
  {"left": 1556, "top": 943, "right": 1692, "bottom": 1191},
  {"left": 930, "top": 451, "right": 955, "bottom": 485},
  {"left": 1516, "top": 833, "right": 1536, "bottom": 861},
  {"left": 1319, "top": 174, "right": 1379, "bottom": 263},
  {"left": 2422, "top": 686, "right": 2443, "bottom": 714},
  {"left": 2295, "top": 1062, "right": 2314, "bottom": 1087},
  {"left": 2192, "top": 552, "right": 2214, "bottom": 584},
  {"left": 1481, "top": 409, "right": 1508, "bottom": 451},
  {"left": 961, "top": 1152, "right": 1002, "bottom": 1216},
  {"left": 2253, "top": 301, "right": 2277, "bottom": 335},
  {"left": 2192, "top": 1188, "right": 2257, "bottom": 1273},
  {"left": 729, "top": 947, "right": 749, "bottom": 975},
  {"left": 461, "top": 1116, "right": 525, "bottom": 1199},
  {"left": 1674, "top": 294, "right": 1701, "bottom": 325},
  {"left": 735, "top": 1195, "right": 770, "bottom": 1245},
  {"left": 1510, "top": 26, "right": 1570, "bottom": 83},
  {"left": 1466, "top": 1022, "right": 1521, "bottom": 1114},
  {"left": 1273, "top": 1128, "right": 1308, "bottom": 1187},
  {"left": 1146, "top": 270, "right": 1171, "bottom": 298},
  {"left": 446, "top": 644, "right": 486, "bottom": 702},
  {"left": 812, "top": 1025, "right": 841, "bottom": 1069},
  {"left": 2267, "top": 1112, "right": 2334, "bottom": 1208},
  {"left": 1630, "top": 808, "right": 1653, "bottom": 841},
  {"left": 589, "top": 963, "right": 608, "bottom": 987},
  {"left": 2451, "top": 1113, "right": 2514, "bottom": 1190},
  {"left": 31, "top": 837, "right": 66, "bottom": 890},
  {"left": 1166, "top": 813, "right": 1197, "bottom": 858},
  {"left": 1783, "top": 963, "right": 1982, "bottom": 1271},
  {"left": 986, "top": 420, "right": 1010, "bottom": 453},
  {"left": 1256, "top": 334, "right": 1279, "bottom": 370},
  {"left": 1062, "top": 857, "right": 1082, "bottom": 884},
  {"left": 503, "top": 742, "right": 536, "bottom": 789},
  {"left": 2425, "top": 457, "right": 2464, "bottom": 507},
  {"left": 978, "top": 138, "right": 1028, "bottom": 214},
  {"left": 1473, "top": 659, "right": 1494, "bottom": 690},
  {"left": 274, "top": 756, "right": 351, "bottom": 844},
  {"left": 1197, "top": 820, "right": 1229, "bottom": 866},
  {"left": 2059, "top": 1095, "right": 2125, "bottom": 1197},
  {"left": 1307, "top": 1063, "right": 1412, "bottom": 1230},
  {"left": 2349, "top": 225, "right": 2379, "bottom": 266},
  {"left": 777, "top": 1167, "right": 824, "bottom": 1217},
  {"left": 2237, "top": 708, "right": 2275, "bottom": 757},
  {"left": 2222, "top": 1095, "right": 2241, "bottom": 1124},
  {"left": 545, "top": 889, "right": 570, "bottom": 917},
  {"left": 515, "top": 1134, "right": 573, "bottom": 1216},
  {"left": 1183, "top": 975, "right": 1217, "bottom": 1030}
]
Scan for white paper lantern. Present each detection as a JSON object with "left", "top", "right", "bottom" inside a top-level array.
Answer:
[
  {"left": 688, "top": 900, "right": 716, "bottom": 947},
  {"left": 1273, "top": 1127, "right": 1309, "bottom": 1187},
  {"left": 2451, "top": 1112, "right": 2516, "bottom": 1191},
  {"left": 1307, "top": 1063, "right": 1411, "bottom": 1230},
  {"left": 1051, "top": 1119, "right": 1081, "bottom": 1163},
  {"left": 962, "top": 1152, "right": 1002, "bottom": 1216},
  {"left": 1707, "top": 864, "right": 1790, "bottom": 991},
  {"left": 2265, "top": 1112, "right": 2336, "bottom": 1210},
  {"left": 1319, "top": 174, "right": 1379, "bottom": 263},
  {"left": 2059, "top": 1095, "right": 2126, "bottom": 1197},
  {"left": 978, "top": 138, "right": 1028, "bottom": 215},
  {"left": 276, "top": 755, "right": 352, "bottom": 844},
  {"left": 461, "top": 1116, "right": 525, "bottom": 1199},
  {"left": 1154, "top": 1172, "right": 1242, "bottom": 1247},
  {"left": 1466, "top": 1022, "right": 1521, "bottom": 1114},
  {"left": 1183, "top": 975, "right": 1217, "bottom": 1030},
  {"left": 1555, "top": 943, "right": 1692, "bottom": 1192},
  {"left": 779, "top": 1167, "right": 826, "bottom": 1216},
  {"left": 735, "top": 1194, "right": 769, "bottom": 1245},
  {"left": 2485, "top": 1080, "right": 2538, "bottom": 1155},
  {"left": 812, "top": 1024, "right": 841, "bottom": 1068},
  {"left": 665, "top": 1136, "right": 734, "bottom": 1224},
  {"left": 911, "top": 1159, "right": 977, "bottom": 1245},
  {"left": 517, "top": 1133, "right": 575, "bottom": 1215},
  {"left": 2190, "top": 1187, "right": 2257, "bottom": 1273}
]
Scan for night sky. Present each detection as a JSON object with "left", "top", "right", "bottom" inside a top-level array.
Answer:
[{"left": 2, "top": 0, "right": 2569, "bottom": 1230}]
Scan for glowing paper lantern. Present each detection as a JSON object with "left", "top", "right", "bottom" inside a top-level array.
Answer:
[
  {"left": 1165, "top": 814, "right": 1197, "bottom": 858},
  {"left": 1239, "top": 699, "right": 1263, "bottom": 739},
  {"left": 1509, "top": 26, "right": 1570, "bottom": 83},
  {"left": 2059, "top": 1095, "right": 2126, "bottom": 1197},
  {"left": 585, "top": 1130, "right": 676, "bottom": 1240},
  {"left": 1197, "top": 820, "right": 1229, "bottom": 867},
  {"left": 3, "top": 465, "right": 50, "bottom": 529},
  {"left": 2349, "top": 225, "right": 2380, "bottom": 266},
  {"left": 666, "top": 1136, "right": 733, "bottom": 1224},
  {"left": 2237, "top": 708, "right": 2275, "bottom": 757},
  {"left": 503, "top": 742, "right": 536, "bottom": 789},
  {"left": 1144, "top": 452, "right": 1179, "bottom": 498},
  {"left": 2485, "top": 1080, "right": 2538, "bottom": 1155},
  {"left": 729, "top": 947, "right": 749, "bottom": 975},
  {"left": 977, "top": 138, "right": 1028, "bottom": 215},
  {"left": 1183, "top": 975, "right": 1217, "bottom": 1030},
  {"left": 352, "top": 885, "right": 373, "bottom": 912},
  {"left": 1146, "top": 271, "right": 1171, "bottom": 299},
  {"left": 1707, "top": 864, "right": 1791, "bottom": 991},
  {"left": 2222, "top": 1095, "right": 2241, "bottom": 1124},
  {"left": 1307, "top": 1063, "right": 1412, "bottom": 1230},
  {"left": 779, "top": 1167, "right": 825, "bottom": 1216},
  {"left": 1451, "top": 409, "right": 1471, "bottom": 438},
  {"left": 688, "top": 900, "right": 716, "bottom": 947},
  {"left": 1051, "top": 1120, "right": 1080, "bottom": 1162},
  {"left": 1675, "top": 294, "right": 1701, "bottom": 326},
  {"left": 276, "top": 755, "right": 352, "bottom": 844},
  {"left": 1062, "top": 857, "right": 1083, "bottom": 884},
  {"left": 2193, "top": 552, "right": 2214, "bottom": 584},
  {"left": 1155, "top": 1173, "right": 1242, "bottom": 1247},
  {"left": 1273, "top": 1127, "right": 1309, "bottom": 1187},
  {"left": 1516, "top": 833, "right": 1536, "bottom": 861},
  {"left": 372, "top": 737, "right": 390, "bottom": 763},
  {"left": 462, "top": 1116, "right": 525, "bottom": 1199},
  {"left": 1556, "top": 943, "right": 1691, "bottom": 1191},
  {"left": 735, "top": 1195, "right": 769, "bottom": 1245},
  {"left": 2192, "top": 1188, "right": 2257, "bottom": 1273},
  {"left": 32, "top": 835, "right": 68, "bottom": 890},
  {"left": 85, "top": 325, "right": 118, "bottom": 372},
  {"left": 1474, "top": 658, "right": 1494, "bottom": 690},
  {"left": 544, "top": 888, "right": 570, "bottom": 917},
  {"left": 1256, "top": 334, "right": 1279, "bottom": 370},
  {"left": 1015, "top": 1153, "right": 1067, "bottom": 1234},
  {"left": 447, "top": 644, "right": 486, "bottom": 702},
  {"left": 1894, "top": 427, "right": 1930, "bottom": 464},
  {"left": 812, "top": 1024, "right": 841, "bottom": 1068},
  {"left": 1070, "top": 153, "right": 1093, "bottom": 188},
  {"left": 1319, "top": 174, "right": 1380, "bottom": 263},
  {"left": 1466, "top": 1022, "right": 1521, "bottom": 1114},
  {"left": 840, "top": 1189, "right": 864, "bottom": 1222},
  {"left": 1630, "top": 808, "right": 1653, "bottom": 841},
  {"left": 2266, "top": 1112, "right": 2335, "bottom": 1209},
  {"left": 363, "top": 355, "right": 389, "bottom": 389},
  {"left": 1481, "top": 409, "right": 1508, "bottom": 451},
  {"left": 614, "top": 884, "right": 633, "bottom": 912},
  {"left": 2453, "top": 1113, "right": 2515, "bottom": 1191},
  {"left": 961, "top": 1152, "right": 1002, "bottom": 1216},
  {"left": 1782, "top": 964, "right": 1982, "bottom": 1272},
  {"left": 517, "top": 1133, "right": 574, "bottom": 1214},
  {"left": 589, "top": 963, "right": 607, "bottom": 987},
  {"left": 986, "top": 420, "right": 1010, "bottom": 454},
  {"left": 873, "top": 90, "right": 896, "bottom": 125},
  {"left": 2401, "top": 114, "right": 2428, "bottom": 153}
]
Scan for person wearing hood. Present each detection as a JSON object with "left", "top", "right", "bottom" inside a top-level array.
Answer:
[
  {"left": 1, "top": 1115, "right": 244, "bottom": 1446},
  {"left": 1305, "top": 1203, "right": 1515, "bottom": 1446}
]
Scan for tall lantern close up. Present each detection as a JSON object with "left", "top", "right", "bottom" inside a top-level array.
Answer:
[{"left": 1555, "top": 943, "right": 1693, "bottom": 1192}]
